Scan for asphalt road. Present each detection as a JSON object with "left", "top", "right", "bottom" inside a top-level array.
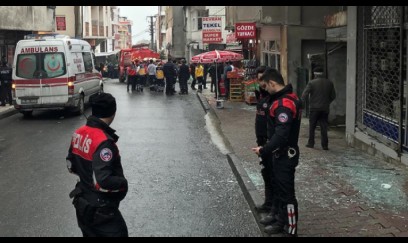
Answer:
[{"left": 0, "top": 79, "right": 260, "bottom": 237}]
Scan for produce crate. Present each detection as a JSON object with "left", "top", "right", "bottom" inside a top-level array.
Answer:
[
  {"left": 230, "top": 83, "right": 243, "bottom": 102},
  {"left": 243, "top": 79, "right": 258, "bottom": 105}
]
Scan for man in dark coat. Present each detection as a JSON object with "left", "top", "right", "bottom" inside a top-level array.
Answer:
[{"left": 301, "top": 67, "right": 336, "bottom": 150}]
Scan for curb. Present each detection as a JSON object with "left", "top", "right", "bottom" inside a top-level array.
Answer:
[
  {"left": 196, "top": 92, "right": 269, "bottom": 237},
  {"left": 0, "top": 108, "right": 18, "bottom": 120}
]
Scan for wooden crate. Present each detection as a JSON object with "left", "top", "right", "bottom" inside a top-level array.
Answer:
[{"left": 230, "top": 83, "right": 243, "bottom": 102}]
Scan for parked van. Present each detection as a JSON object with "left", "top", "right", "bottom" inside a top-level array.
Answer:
[{"left": 12, "top": 34, "right": 103, "bottom": 117}]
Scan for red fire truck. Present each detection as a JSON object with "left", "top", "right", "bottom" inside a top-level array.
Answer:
[{"left": 118, "top": 46, "right": 160, "bottom": 82}]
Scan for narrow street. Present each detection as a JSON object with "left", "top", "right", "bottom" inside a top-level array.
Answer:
[{"left": 0, "top": 80, "right": 260, "bottom": 236}]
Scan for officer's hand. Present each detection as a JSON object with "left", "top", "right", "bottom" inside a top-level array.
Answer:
[{"left": 252, "top": 147, "right": 262, "bottom": 155}]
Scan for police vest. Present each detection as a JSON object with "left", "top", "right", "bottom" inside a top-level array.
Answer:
[{"left": 0, "top": 67, "right": 12, "bottom": 83}]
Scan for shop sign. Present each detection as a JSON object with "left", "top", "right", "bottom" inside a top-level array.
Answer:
[
  {"left": 202, "top": 17, "right": 222, "bottom": 43},
  {"left": 226, "top": 33, "right": 237, "bottom": 44},
  {"left": 56, "top": 16, "right": 66, "bottom": 31},
  {"left": 235, "top": 23, "right": 256, "bottom": 39}
]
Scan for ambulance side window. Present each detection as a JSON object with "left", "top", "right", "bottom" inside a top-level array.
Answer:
[{"left": 82, "top": 52, "right": 93, "bottom": 73}]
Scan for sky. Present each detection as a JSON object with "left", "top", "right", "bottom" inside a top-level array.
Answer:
[{"left": 118, "top": 6, "right": 158, "bottom": 45}]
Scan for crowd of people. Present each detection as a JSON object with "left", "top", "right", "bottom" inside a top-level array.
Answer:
[{"left": 123, "top": 57, "right": 236, "bottom": 98}]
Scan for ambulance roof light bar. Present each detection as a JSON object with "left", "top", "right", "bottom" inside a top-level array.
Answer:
[{"left": 24, "top": 33, "right": 71, "bottom": 40}]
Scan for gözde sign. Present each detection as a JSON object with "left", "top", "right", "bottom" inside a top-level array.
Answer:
[
  {"left": 202, "top": 17, "right": 222, "bottom": 43},
  {"left": 235, "top": 23, "right": 256, "bottom": 39}
]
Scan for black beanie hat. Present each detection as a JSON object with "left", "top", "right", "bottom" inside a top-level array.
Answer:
[{"left": 89, "top": 92, "right": 117, "bottom": 118}]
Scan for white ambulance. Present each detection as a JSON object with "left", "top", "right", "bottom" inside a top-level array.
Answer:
[{"left": 12, "top": 34, "right": 103, "bottom": 117}]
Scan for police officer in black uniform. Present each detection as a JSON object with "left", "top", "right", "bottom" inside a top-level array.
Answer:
[
  {"left": 66, "top": 92, "right": 128, "bottom": 237},
  {"left": 253, "top": 66, "right": 277, "bottom": 217},
  {"left": 0, "top": 57, "right": 13, "bottom": 106},
  {"left": 252, "top": 68, "right": 302, "bottom": 237}
]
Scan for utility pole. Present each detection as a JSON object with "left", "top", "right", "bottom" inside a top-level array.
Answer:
[{"left": 147, "top": 15, "right": 156, "bottom": 51}]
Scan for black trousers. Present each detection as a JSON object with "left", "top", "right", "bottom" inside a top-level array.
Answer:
[
  {"left": 74, "top": 196, "right": 128, "bottom": 237},
  {"left": 1, "top": 83, "right": 12, "bottom": 105},
  {"left": 165, "top": 78, "right": 174, "bottom": 94},
  {"left": 308, "top": 110, "right": 329, "bottom": 148},
  {"left": 127, "top": 76, "right": 136, "bottom": 91},
  {"left": 197, "top": 77, "right": 204, "bottom": 91},
  {"left": 272, "top": 152, "right": 299, "bottom": 235},
  {"left": 179, "top": 77, "right": 188, "bottom": 93},
  {"left": 191, "top": 76, "right": 196, "bottom": 89},
  {"left": 260, "top": 153, "right": 277, "bottom": 211},
  {"left": 148, "top": 75, "right": 156, "bottom": 86},
  {"left": 224, "top": 78, "right": 230, "bottom": 99}
]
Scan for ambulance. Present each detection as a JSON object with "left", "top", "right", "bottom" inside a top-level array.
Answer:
[{"left": 12, "top": 34, "right": 103, "bottom": 117}]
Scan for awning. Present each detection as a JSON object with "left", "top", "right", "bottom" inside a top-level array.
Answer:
[{"left": 95, "top": 49, "right": 120, "bottom": 57}]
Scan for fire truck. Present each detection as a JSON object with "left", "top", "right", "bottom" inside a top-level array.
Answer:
[{"left": 118, "top": 45, "right": 160, "bottom": 83}]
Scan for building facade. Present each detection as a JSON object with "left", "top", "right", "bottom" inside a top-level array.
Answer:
[
  {"left": 82, "top": 6, "right": 113, "bottom": 53},
  {"left": 165, "top": 6, "right": 185, "bottom": 59},
  {"left": 117, "top": 16, "right": 132, "bottom": 50},
  {"left": 226, "top": 6, "right": 344, "bottom": 123},
  {"left": 0, "top": 6, "right": 55, "bottom": 64},
  {"left": 346, "top": 6, "right": 408, "bottom": 165}
]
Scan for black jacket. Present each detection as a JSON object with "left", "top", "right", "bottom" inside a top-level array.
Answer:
[
  {"left": 301, "top": 77, "right": 336, "bottom": 112},
  {"left": 163, "top": 62, "right": 176, "bottom": 81},
  {"left": 178, "top": 63, "right": 190, "bottom": 80},
  {"left": 260, "top": 84, "right": 302, "bottom": 157},
  {"left": 255, "top": 88, "right": 271, "bottom": 146},
  {"left": 66, "top": 116, "right": 128, "bottom": 202}
]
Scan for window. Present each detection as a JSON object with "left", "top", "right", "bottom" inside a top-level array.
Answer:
[
  {"left": 16, "top": 53, "right": 66, "bottom": 79},
  {"left": 82, "top": 52, "right": 93, "bottom": 72}
]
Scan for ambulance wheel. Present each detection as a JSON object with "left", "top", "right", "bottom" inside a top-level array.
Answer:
[
  {"left": 74, "top": 95, "right": 85, "bottom": 116},
  {"left": 21, "top": 111, "right": 33, "bottom": 118}
]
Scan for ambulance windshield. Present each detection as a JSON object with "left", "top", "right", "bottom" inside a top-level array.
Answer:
[{"left": 16, "top": 53, "right": 66, "bottom": 79}]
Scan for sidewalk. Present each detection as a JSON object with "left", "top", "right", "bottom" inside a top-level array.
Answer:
[
  {"left": 200, "top": 89, "right": 408, "bottom": 237},
  {"left": 0, "top": 104, "right": 17, "bottom": 120}
]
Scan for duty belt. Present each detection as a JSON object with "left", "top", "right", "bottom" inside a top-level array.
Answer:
[{"left": 272, "top": 147, "right": 297, "bottom": 159}]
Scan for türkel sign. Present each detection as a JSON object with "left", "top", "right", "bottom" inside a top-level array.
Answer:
[
  {"left": 235, "top": 23, "right": 256, "bottom": 39},
  {"left": 202, "top": 17, "right": 222, "bottom": 43}
]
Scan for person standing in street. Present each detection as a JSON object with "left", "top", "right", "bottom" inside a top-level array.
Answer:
[
  {"left": 0, "top": 57, "right": 12, "bottom": 106},
  {"left": 178, "top": 59, "right": 190, "bottom": 95},
  {"left": 147, "top": 59, "right": 156, "bottom": 89},
  {"left": 253, "top": 66, "right": 278, "bottom": 221},
  {"left": 66, "top": 92, "right": 128, "bottom": 237},
  {"left": 223, "top": 61, "right": 233, "bottom": 100},
  {"left": 190, "top": 62, "right": 196, "bottom": 90},
  {"left": 163, "top": 58, "right": 176, "bottom": 95},
  {"left": 301, "top": 67, "right": 336, "bottom": 150},
  {"left": 155, "top": 62, "right": 165, "bottom": 92},
  {"left": 127, "top": 61, "right": 137, "bottom": 92},
  {"left": 195, "top": 62, "right": 204, "bottom": 93},
  {"left": 252, "top": 68, "right": 302, "bottom": 237}
]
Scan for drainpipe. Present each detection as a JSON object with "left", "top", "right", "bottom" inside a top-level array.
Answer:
[{"left": 398, "top": 6, "right": 404, "bottom": 155}]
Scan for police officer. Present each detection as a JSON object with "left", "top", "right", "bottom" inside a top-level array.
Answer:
[
  {"left": 0, "top": 57, "right": 12, "bottom": 106},
  {"left": 253, "top": 66, "right": 278, "bottom": 221},
  {"left": 252, "top": 68, "right": 302, "bottom": 237},
  {"left": 66, "top": 92, "right": 128, "bottom": 237}
]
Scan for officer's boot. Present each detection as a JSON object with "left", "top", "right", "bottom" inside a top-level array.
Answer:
[{"left": 265, "top": 203, "right": 298, "bottom": 236}]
